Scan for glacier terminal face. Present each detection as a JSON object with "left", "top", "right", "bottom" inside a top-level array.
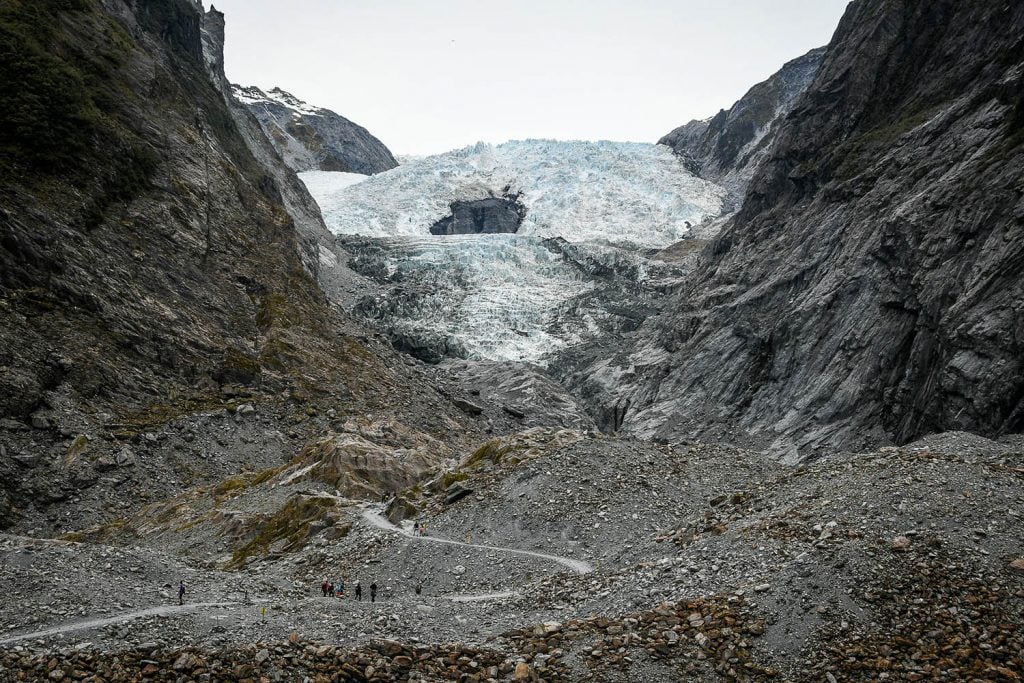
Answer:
[{"left": 300, "top": 140, "right": 726, "bottom": 363}]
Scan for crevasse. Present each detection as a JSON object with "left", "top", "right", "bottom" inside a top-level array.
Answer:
[{"left": 300, "top": 140, "right": 726, "bottom": 363}]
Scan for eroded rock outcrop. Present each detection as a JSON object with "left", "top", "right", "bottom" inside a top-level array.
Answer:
[
  {"left": 0, "top": 0, "right": 480, "bottom": 531},
  {"left": 429, "top": 196, "right": 526, "bottom": 235},
  {"left": 581, "top": 0, "right": 1024, "bottom": 457}
]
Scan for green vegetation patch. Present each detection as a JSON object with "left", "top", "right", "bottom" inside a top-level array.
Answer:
[
  {"left": 227, "top": 495, "right": 336, "bottom": 569},
  {"left": 0, "top": 0, "right": 158, "bottom": 211},
  {"left": 213, "top": 465, "right": 287, "bottom": 500}
]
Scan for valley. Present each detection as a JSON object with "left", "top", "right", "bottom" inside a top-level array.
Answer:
[{"left": 0, "top": 0, "right": 1021, "bottom": 681}]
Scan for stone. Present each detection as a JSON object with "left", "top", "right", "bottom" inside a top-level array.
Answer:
[
  {"left": 566, "top": 0, "right": 1024, "bottom": 455},
  {"left": 115, "top": 447, "right": 136, "bottom": 467},
  {"left": 1009, "top": 558, "right": 1024, "bottom": 572},
  {"left": 445, "top": 483, "right": 474, "bottom": 506},
  {"left": 430, "top": 197, "right": 525, "bottom": 236},
  {"left": 94, "top": 455, "right": 117, "bottom": 472},
  {"left": 891, "top": 536, "right": 912, "bottom": 551},
  {"left": 452, "top": 398, "right": 485, "bottom": 416},
  {"left": 232, "top": 85, "right": 398, "bottom": 175},
  {"left": 235, "top": 403, "right": 255, "bottom": 416},
  {"left": 503, "top": 405, "right": 527, "bottom": 419},
  {"left": 513, "top": 662, "right": 533, "bottom": 680}
]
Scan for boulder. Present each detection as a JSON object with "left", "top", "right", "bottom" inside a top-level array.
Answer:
[
  {"left": 444, "top": 483, "right": 473, "bottom": 506},
  {"left": 429, "top": 197, "right": 525, "bottom": 236}
]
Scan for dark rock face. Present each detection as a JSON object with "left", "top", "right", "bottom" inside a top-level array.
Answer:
[
  {"left": 429, "top": 197, "right": 526, "bottom": 235},
  {"left": 0, "top": 0, "right": 480, "bottom": 530},
  {"left": 582, "top": 0, "right": 1024, "bottom": 457},
  {"left": 232, "top": 85, "right": 398, "bottom": 175},
  {"left": 201, "top": 8, "right": 362, "bottom": 302},
  {"left": 659, "top": 47, "right": 826, "bottom": 203}
]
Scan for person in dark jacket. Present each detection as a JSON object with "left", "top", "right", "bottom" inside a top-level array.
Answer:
[{"left": 370, "top": 582, "right": 378, "bottom": 603}]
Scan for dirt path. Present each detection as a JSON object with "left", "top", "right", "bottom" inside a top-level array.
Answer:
[
  {"left": 361, "top": 507, "right": 594, "bottom": 574},
  {"left": 0, "top": 602, "right": 235, "bottom": 646},
  {"left": 448, "top": 591, "right": 518, "bottom": 603}
]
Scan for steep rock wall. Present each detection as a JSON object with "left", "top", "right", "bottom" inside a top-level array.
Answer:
[{"left": 592, "top": 0, "right": 1024, "bottom": 458}]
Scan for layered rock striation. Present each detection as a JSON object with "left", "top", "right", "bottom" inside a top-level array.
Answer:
[{"left": 582, "top": 0, "right": 1024, "bottom": 457}]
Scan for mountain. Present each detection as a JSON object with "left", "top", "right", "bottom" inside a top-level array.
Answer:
[
  {"left": 578, "top": 0, "right": 1024, "bottom": 458},
  {"left": 233, "top": 84, "right": 399, "bottom": 175},
  {"left": 0, "top": 0, "right": 478, "bottom": 530},
  {"left": 659, "top": 46, "right": 827, "bottom": 205}
]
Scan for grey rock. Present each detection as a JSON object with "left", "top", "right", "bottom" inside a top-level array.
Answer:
[
  {"left": 660, "top": 46, "right": 825, "bottom": 207},
  {"left": 115, "top": 448, "right": 136, "bottom": 468},
  {"left": 429, "top": 197, "right": 525, "bottom": 236},
  {"left": 94, "top": 455, "right": 117, "bottom": 473},
  {"left": 231, "top": 85, "right": 398, "bottom": 175},
  {"left": 592, "top": 0, "right": 1024, "bottom": 457},
  {"left": 452, "top": 398, "right": 485, "bottom": 416},
  {"left": 444, "top": 483, "right": 474, "bottom": 505},
  {"left": 13, "top": 452, "right": 41, "bottom": 468}
]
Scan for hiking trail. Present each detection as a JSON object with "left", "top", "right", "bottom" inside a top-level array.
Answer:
[
  {"left": 360, "top": 506, "right": 594, "bottom": 575},
  {"left": 0, "top": 603, "right": 235, "bottom": 646}
]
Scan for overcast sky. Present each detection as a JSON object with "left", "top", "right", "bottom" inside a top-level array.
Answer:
[{"left": 205, "top": 1, "right": 850, "bottom": 156}]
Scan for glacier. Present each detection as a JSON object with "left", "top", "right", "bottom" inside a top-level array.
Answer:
[
  {"left": 302, "top": 139, "right": 725, "bottom": 247},
  {"left": 299, "top": 140, "right": 726, "bottom": 363}
]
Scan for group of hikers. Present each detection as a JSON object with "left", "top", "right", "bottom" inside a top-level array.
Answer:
[
  {"left": 320, "top": 578, "right": 424, "bottom": 601},
  {"left": 321, "top": 579, "right": 378, "bottom": 602}
]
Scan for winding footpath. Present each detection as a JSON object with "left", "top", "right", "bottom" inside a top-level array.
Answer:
[
  {"left": 0, "top": 603, "right": 235, "bottom": 646},
  {"left": 360, "top": 507, "right": 594, "bottom": 575}
]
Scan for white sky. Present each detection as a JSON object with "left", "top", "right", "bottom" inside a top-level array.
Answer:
[{"left": 205, "top": 1, "right": 850, "bottom": 156}]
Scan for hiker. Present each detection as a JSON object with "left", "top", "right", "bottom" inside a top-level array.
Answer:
[
  {"left": 355, "top": 582, "right": 362, "bottom": 601},
  {"left": 370, "top": 582, "right": 378, "bottom": 603},
  {"left": 415, "top": 582, "right": 422, "bottom": 596},
  {"left": 321, "top": 580, "right": 329, "bottom": 597},
  {"left": 413, "top": 521, "right": 420, "bottom": 535},
  {"left": 177, "top": 581, "right": 186, "bottom": 605},
  {"left": 328, "top": 582, "right": 335, "bottom": 597},
  {"left": 337, "top": 579, "right": 345, "bottom": 597}
]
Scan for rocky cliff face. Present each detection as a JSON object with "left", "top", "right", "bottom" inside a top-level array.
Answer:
[
  {"left": 200, "top": 6, "right": 364, "bottom": 303},
  {"left": 659, "top": 47, "right": 826, "bottom": 205},
  {"left": 233, "top": 85, "right": 399, "bottom": 175},
  {"left": 577, "top": 0, "right": 1024, "bottom": 458},
  {"left": 0, "top": 0, "right": 478, "bottom": 530}
]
